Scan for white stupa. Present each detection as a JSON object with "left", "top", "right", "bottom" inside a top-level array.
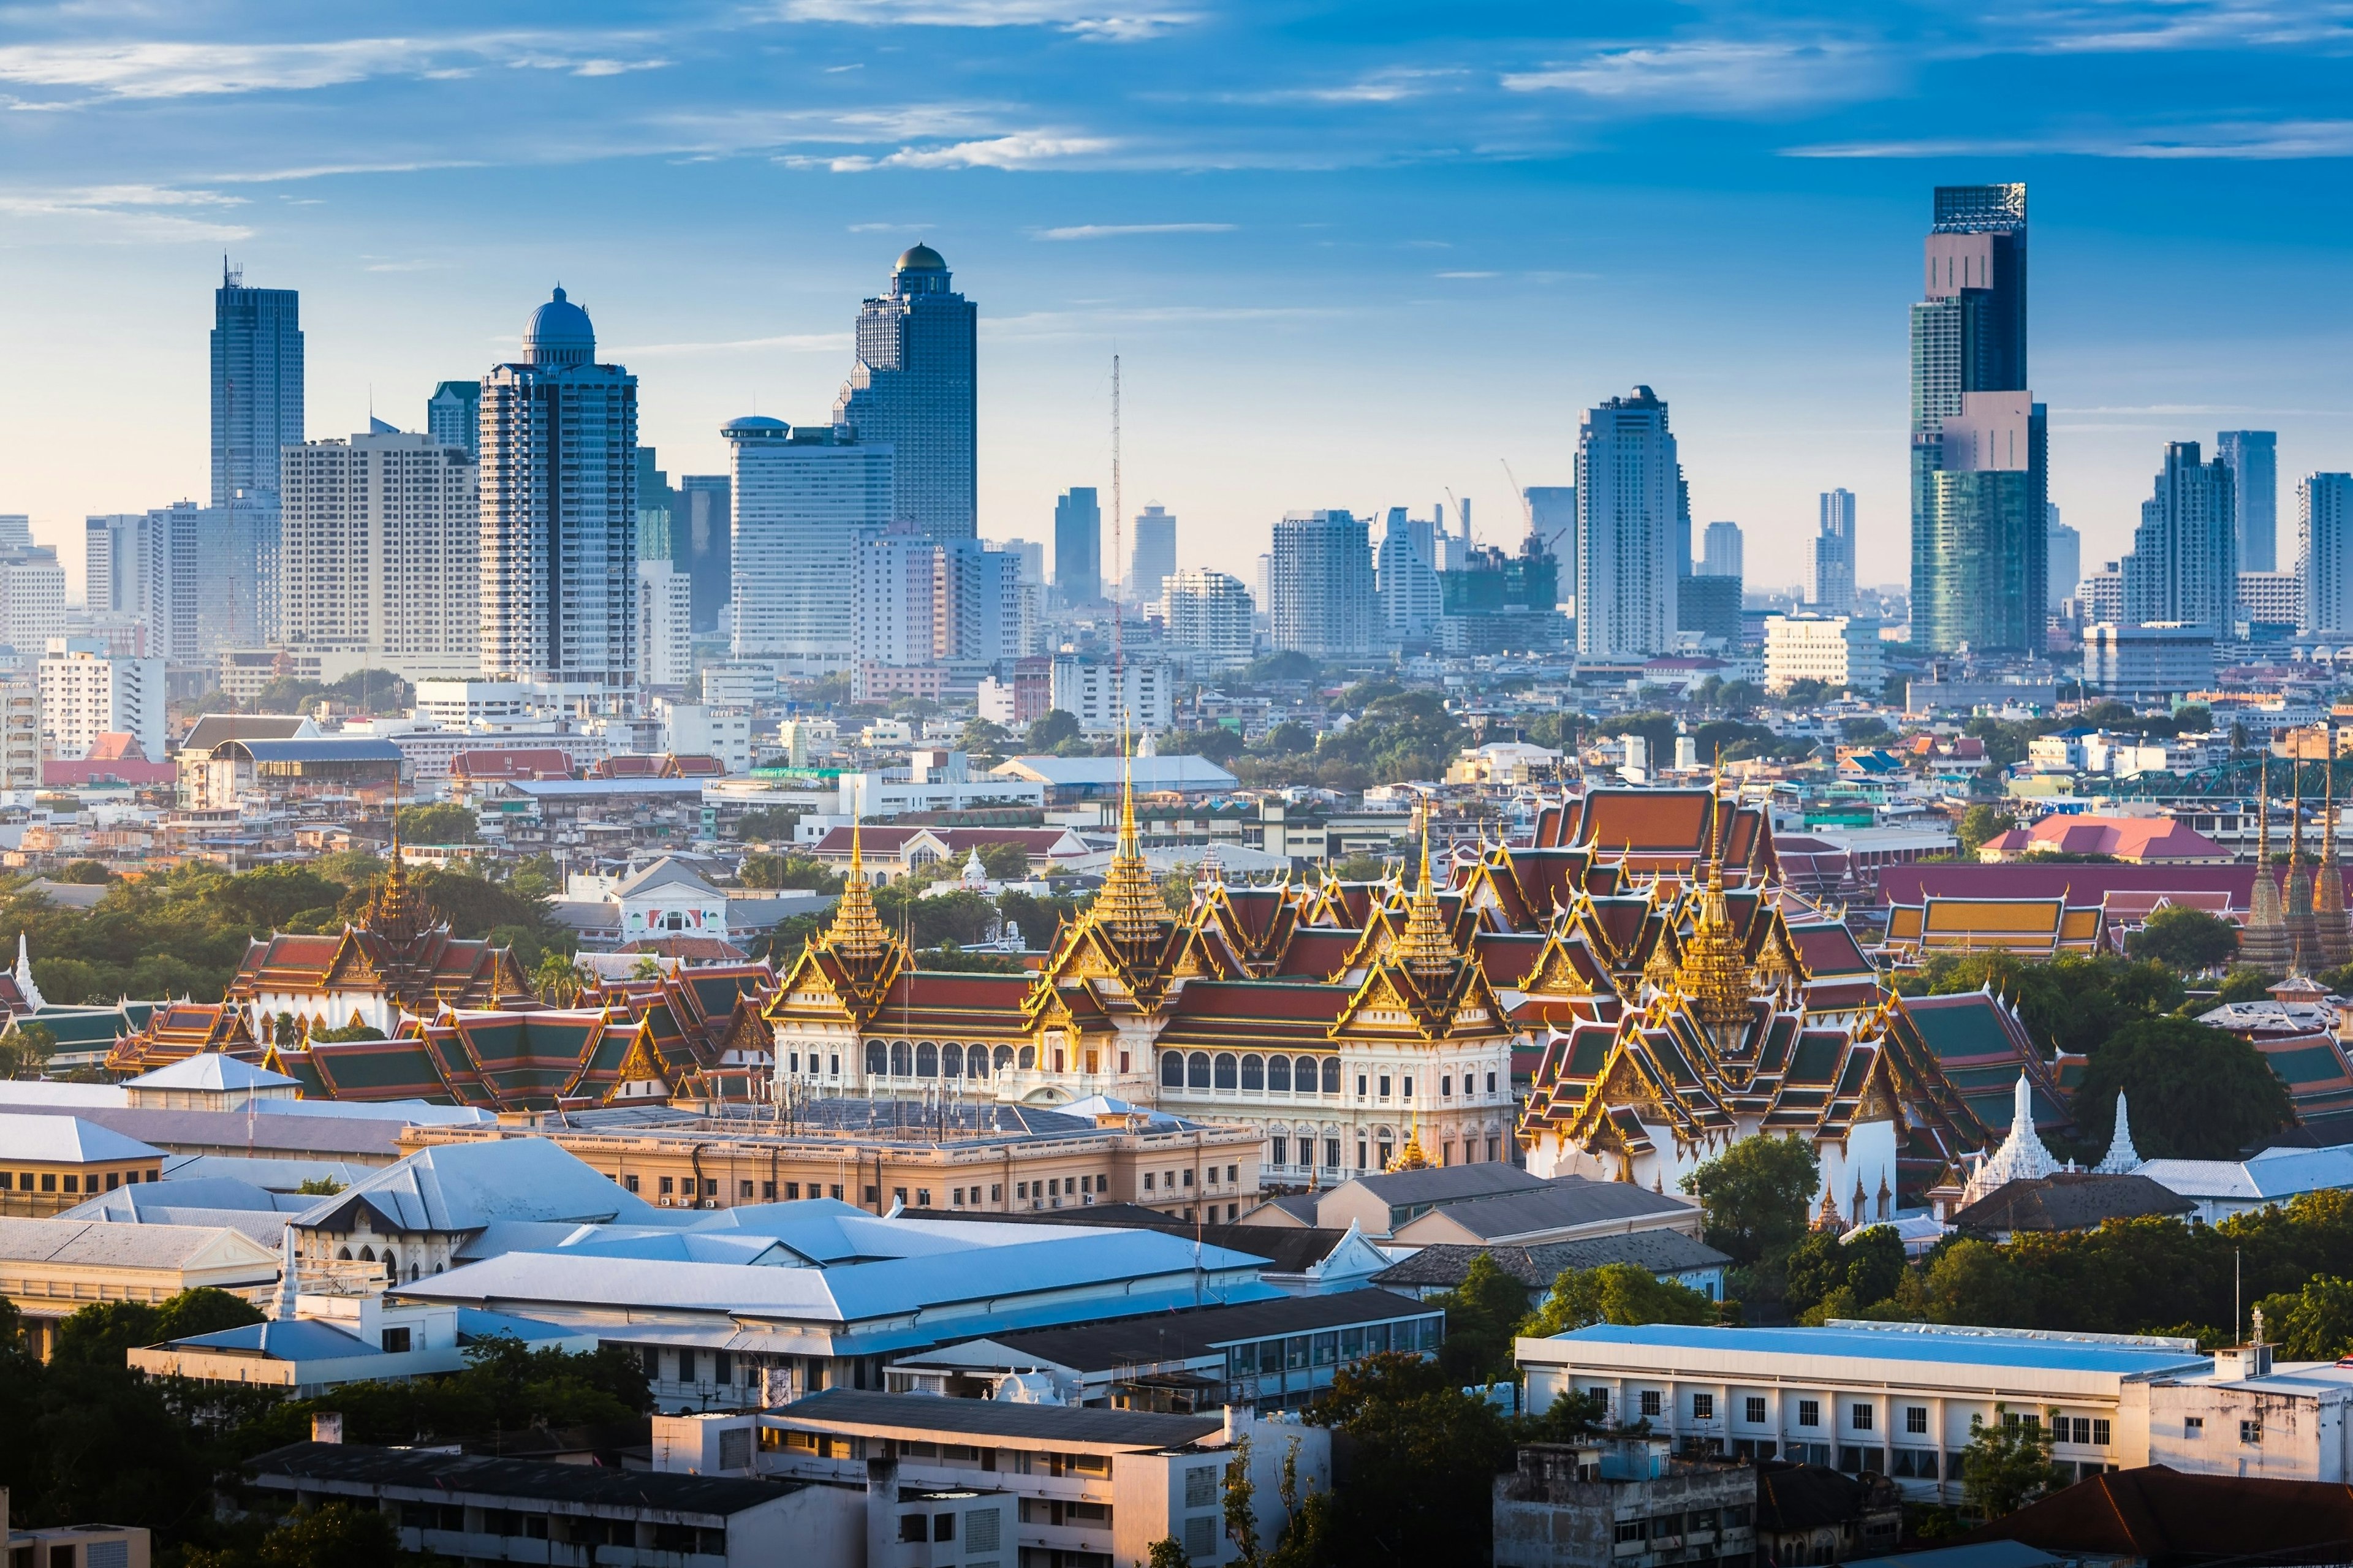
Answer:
[
  {"left": 2092, "top": 1090, "right": 2143, "bottom": 1175},
  {"left": 1961, "top": 1071, "right": 2058, "bottom": 1203}
]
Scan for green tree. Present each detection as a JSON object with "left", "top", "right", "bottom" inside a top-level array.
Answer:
[
  {"left": 1521, "top": 1263, "right": 1716, "bottom": 1336},
  {"left": 733, "top": 806, "right": 801, "bottom": 842},
  {"left": 1957, "top": 806, "right": 2017, "bottom": 857},
  {"left": 185, "top": 1502, "right": 403, "bottom": 1568},
  {"left": 1927, "top": 1240, "right": 2036, "bottom": 1328},
  {"left": 1239, "top": 651, "right": 1319, "bottom": 685},
  {"left": 1223, "top": 1435, "right": 1260, "bottom": 1566},
  {"left": 1, "top": 1021, "right": 57, "bottom": 1079},
  {"left": 51, "top": 860, "right": 115, "bottom": 885},
  {"left": 1144, "top": 1540, "right": 1192, "bottom": 1568},
  {"left": 1306, "top": 1351, "right": 1514, "bottom": 1568},
  {"left": 1026, "top": 710, "right": 1082, "bottom": 751},
  {"left": 1784, "top": 1224, "right": 1906, "bottom": 1320},
  {"left": 1431, "top": 1255, "right": 1531, "bottom": 1383},
  {"left": 295, "top": 1176, "right": 344, "bottom": 1196},
  {"left": 1959, "top": 1406, "right": 2068, "bottom": 1519},
  {"left": 2072, "top": 1015, "right": 2291, "bottom": 1159},
  {"left": 2254, "top": 1276, "right": 2353, "bottom": 1360},
  {"left": 394, "top": 803, "right": 479, "bottom": 844},
  {"left": 2214, "top": 966, "right": 2275, "bottom": 1002},
  {"left": 740, "top": 854, "right": 843, "bottom": 893},
  {"left": 532, "top": 951, "right": 593, "bottom": 1007},
  {"left": 1680, "top": 1134, "right": 1820, "bottom": 1267},
  {"left": 977, "top": 841, "right": 1034, "bottom": 881},
  {"left": 2125, "top": 905, "right": 2238, "bottom": 972}
]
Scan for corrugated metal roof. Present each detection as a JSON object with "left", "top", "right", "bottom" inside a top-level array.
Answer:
[
  {"left": 299, "top": 1138, "right": 655, "bottom": 1234},
  {"left": 0, "top": 1216, "right": 276, "bottom": 1268},
  {"left": 0, "top": 1110, "right": 162, "bottom": 1164},
  {"left": 781, "top": 1387, "right": 1221, "bottom": 1447},
  {"left": 247, "top": 1441, "right": 801, "bottom": 1514},
  {"left": 1546, "top": 1322, "right": 2210, "bottom": 1376}
]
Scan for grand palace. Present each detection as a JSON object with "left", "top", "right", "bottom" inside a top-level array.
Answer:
[{"left": 98, "top": 781, "right": 2062, "bottom": 1211}]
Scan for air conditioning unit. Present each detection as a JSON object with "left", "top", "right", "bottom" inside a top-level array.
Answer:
[{"left": 658, "top": 1195, "right": 673, "bottom": 1206}]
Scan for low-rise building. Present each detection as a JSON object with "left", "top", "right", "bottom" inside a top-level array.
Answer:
[
  {"left": 1493, "top": 1439, "right": 1757, "bottom": 1568},
  {"left": 2084, "top": 621, "right": 2216, "bottom": 697},
  {"left": 4, "top": 1490, "right": 150, "bottom": 1568},
  {"left": 0, "top": 1115, "right": 165, "bottom": 1215},
  {"left": 1370, "top": 1232, "right": 1734, "bottom": 1304},
  {"left": 1763, "top": 616, "right": 1883, "bottom": 695},
  {"left": 0, "top": 1217, "right": 281, "bottom": 1358}
]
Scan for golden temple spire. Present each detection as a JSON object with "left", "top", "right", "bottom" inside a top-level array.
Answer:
[
  {"left": 824, "top": 817, "right": 889, "bottom": 961},
  {"left": 1399, "top": 812, "right": 1460, "bottom": 985},
  {"left": 1675, "top": 765, "right": 1751, "bottom": 1034},
  {"left": 1094, "top": 737, "right": 1169, "bottom": 946}
]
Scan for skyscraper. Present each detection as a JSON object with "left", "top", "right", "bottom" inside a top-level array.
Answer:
[
  {"left": 635, "top": 447, "right": 680, "bottom": 565},
  {"left": 280, "top": 430, "right": 480, "bottom": 680},
  {"left": 676, "top": 474, "right": 732, "bottom": 634},
  {"left": 1161, "top": 569, "right": 1255, "bottom": 672},
  {"left": 2302, "top": 474, "right": 2353, "bottom": 635},
  {"left": 1054, "top": 488, "right": 1102, "bottom": 606},
  {"left": 211, "top": 261, "right": 303, "bottom": 510},
  {"left": 1269, "top": 510, "right": 1376, "bottom": 658},
  {"left": 2047, "top": 504, "right": 2082, "bottom": 605},
  {"left": 1813, "top": 490, "right": 1856, "bottom": 613},
  {"left": 426, "top": 381, "right": 480, "bottom": 456},
  {"left": 1700, "top": 521, "right": 1743, "bottom": 579},
  {"left": 833, "top": 244, "right": 977, "bottom": 542},
  {"left": 1910, "top": 184, "right": 2045, "bottom": 654},
  {"left": 2218, "top": 430, "right": 2278, "bottom": 572},
  {"left": 1129, "top": 504, "right": 1176, "bottom": 608},
  {"left": 1377, "top": 506, "right": 1442, "bottom": 646},
  {"left": 1523, "top": 486, "right": 1575, "bottom": 603},
  {"left": 726, "top": 418, "right": 892, "bottom": 679},
  {"left": 479, "top": 287, "right": 638, "bottom": 694},
  {"left": 2122, "top": 441, "right": 2235, "bottom": 631},
  {"left": 1575, "top": 387, "right": 1682, "bottom": 659}
]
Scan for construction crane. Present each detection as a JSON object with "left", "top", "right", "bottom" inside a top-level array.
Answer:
[{"left": 1502, "top": 457, "right": 1568, "bottom": 555}]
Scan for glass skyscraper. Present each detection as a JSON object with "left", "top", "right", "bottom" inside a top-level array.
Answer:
[
  {"left": 1814, "top": 490, "right": 1857, "bottom": 613},
  {"left": 1909, "top": 184, "right": 2046, "bottom": 653},
  {"left": 2216, "top": 430, "right": 2278, "bottom": 572},
  {"left": 834, "top": 244, "right": 977, "bottom": 542},
  {"left": 1054, "top": 487, "right": 1102, "bottom": 605},
  {"left": 211, "top": 262, "right": 303, "bottom": 509},
  {"left": 1575, "top": 386, "right": 1683, "bottom": 659},
  {"left": 2123, "top": 441, "right": 2235, "bottom": 631},
  {"left": 426, "top": 380, "right": 480, "bottom": 456}
]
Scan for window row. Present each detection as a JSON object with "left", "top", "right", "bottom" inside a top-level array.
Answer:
[
  {"left": 1223, "top": 1317, "right": 1442, "bottom": 1379},
  {"left": 1619, "top": 1390, "right": 2112, "bottom": 1450},
  {"left": 1162, "top": 1051, "right": 1342, "bottom": 1094},
  {"left": 867, "top": 1040, "right": 1025, "bottom": 1078}
]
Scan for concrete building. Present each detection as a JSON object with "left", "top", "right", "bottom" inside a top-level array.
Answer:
[
  {"left": 1494, "top": 1439, "right": 1757, "bottom": 1568},
  {"left": 1268, "top": 510, "right": 1375, "bottom": 659},
  {"left": 833, "top": 244, "right": 977, "bottom": 543},
  {"left": 1376, "top": 506, "right": 1444, "bottom": 646},
  {"left": 2239, "top": 569, "right": 2302, "bottom": 631},
  {"left": 279, "top": 431, "right": 482, "bottom": 681},
  {"left": 1764, "top": 615, "right": 1884, "bottom": 694},
  {"left": 1053, "top": 487, "right": 1102, "bottom": 607},
  {"left": 3, "top": 1493, "right": 150, "bottom": 1568},
  {"left": 0, "top": 546, "right": 64, "bottom": 662},
  {"left": 1813, "top": 491, "right": 1856, "bottom": 614},
  {"left": 2302, "top": 474, "right": 2353, "bottom": 635},
  {"left": 211, "top": 260, "right": 303, "bottom": 511},
  {"left": 480, "top": 287, "right": 638, "bottom": 696},
  {"left": 1047, "top": 657, "right": 1173, "bottom": 737},
  {"left": 2219, "top": 430, "right": 2279, "bottom": 574},
  {"left": 2123, "top": 441, "right": 2235, "bottom": 633},
  {"left": 2083, "top": 621, "right": 2216, "bottom": 697},
  {"left": 1161, "top": 569, "right": 1256, "bottom": 672},
  {"left": 937, "top": 542, "right": 1023, "bottom": 668},
  {"left": 855, "top": 523, "right": 944, "bottom": 690},
  {"left": 1577, "top": 388, "right": 1684, "bottom": 659},
  {"left": 0, "top": 1216, "right": 278, "bottom": 1358},
  {"left": 637, "top": 561, "right": 694, "bottom": 692},
  {"left": 1129, "top": 504, "right": 1176, "bottom": 608},
  {"left": 1700, "top": 521, "right": 1743, "bottom": 579},
  {"left": 0, "top": 680, "right": 37, "bottom": 790},
  {"left": 425, "top": 379, "right": 480, "bottom": 455},
  {"left": 39, "top": 638, "right": 165, "bottom": 763},
  {"left": 726, "top": 418, "right": 892, "bottom": 679},
  {"left": 2048, "top": 504, "right": 2081, "bottom": 606}
]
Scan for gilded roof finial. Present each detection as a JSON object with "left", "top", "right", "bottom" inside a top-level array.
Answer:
[
  {"left": 824, "top": 816, "right": 889, "bottom": 960},
  {"left": 1094, "top": 727, "right": 1169, "bottom": 946},
  {"left": 1675, "top": 761, "right": 1750, "bottom": 1035},
  {"left": 1400, "top": 811, "right": 1459, "bottom": 984}
]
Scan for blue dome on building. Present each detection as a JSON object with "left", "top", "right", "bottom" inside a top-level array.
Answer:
[{"left": 525, "top": 286, "right": 596, "bottom": 368}]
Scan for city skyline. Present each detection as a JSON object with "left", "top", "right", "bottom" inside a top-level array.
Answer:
[{"left": 6, "top": 4, "right": 2353, "bottom": 601}]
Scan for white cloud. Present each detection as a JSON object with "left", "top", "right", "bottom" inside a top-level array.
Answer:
[
  {"left": 1036, "top": 221, "right": 1233, "bottom": 238},
  {"left": 612, "top": 331, "right": 854, "bottom": 355},
  {"left": 1502, "top": 40, "right": 1883, "bottom": 112},
  {"left": 1435, "top": 269, "right": 1496, "bottom": 278},
  {"left": 1787, "top": 119, "right": 2353, "bottom": 160},
  {"left": 773, "top": 0, "right": 1195, "bottom": 37},
  {"left": 0, "top": 30, "right": 670, "bottom": 102},
  {"left": 830, "top": 132, "right": 1116, "bottom": 170},
  {"left": 0, "top": 180, "right": 251, "bottom": 241}
]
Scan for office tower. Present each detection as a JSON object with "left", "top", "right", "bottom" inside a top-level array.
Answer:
[
  {"left": 279, "top": 430, "right": 480, "bottom": 680},
  {"left": 1054, "top": 487, "right": 1102, "bottom": 605},
  {"left": 1678, "top": 575, "right": 1741, "bottom": 649},
  {"left": 1523, "top": 486, "right": 1575, "bottom": 603},
  {"left": 726, "top": 418, "right": 892, "bottom": 679},
  {"left": 2122, "top": 441, "right": 2235, "bottom": 631},
  {"left": 85, "top": 513, "right": 149, "bottom": 643},
  {"left": 833, "top": 244, "right": 977, "bottom": 542},
  {"left": 1909, "top": 184, "right": 2044, "bottom": 654},
  {"left": 1700, "top": 521, "right": 1744, "bottom": 579},
  {"left": 480, "top": 287, "right": 638, "bottom": 693},
  {"left": 39, "top": 637, "right": 164, "bottom": 762},
  {"left": 1268, "top": 510, "right": 1375, "bottom": 657},
  {"left": 109, "top": 500, "right": 247, "bottom": 662},
  {"left": 937, "top": 541, "right": 1023, "bottom": 666},
  {"left": 635, "top": 448, "right": 680, "bottom": 565},
  {"left": 1129, "top": 504, "right": 1176, "bottom": 608},
  {"left": 1575, "top": 387, "right": 1683, "bottom": 659},
  {"left": 0, "top": 546, "right": 64, "bottom": 659},
  {"left": 0, "top": 518, "right": 28, "bottom": 550},
  {"left": 676, "top": 475, "right": 732, "bottom": 634},
  {"left": 2082, "top": 562, "right": 2124, "bottom": 627},
  {"left": 2047, "top": 504, "right": 2082, "bottom": 605},
  {"left": 1811, "top": 491, "right": 1857, "bottom": 613},
  {"left": 211, "top": 262, "right": 303, "bottom": 510},
  {"left": 426, "top": 381, "right": 480, "bottom": 456},
  {"left": 2218, "top": 431, "right": 2278, "bottom": 572},
  {"left": 1439, "top": 537, "right": 1567, "bottom": 655},
  {"left": 637, "top": 559, "right": 694, "bottom": 690},
  {"left": 1377, "top": 507, "right": 1442, "bottom": 646},
  {"left": 854, "top": 522, "right": 942, "bottom": 672},
  {"left": 2303, "top": 474, "right": 2353, "bottom": 635},
  {"left": 1160, "top": 569, "right": 1255, "bottom": 670},
  {"left": 990, "top": 537, "right": 1046, "bottom": 586}
]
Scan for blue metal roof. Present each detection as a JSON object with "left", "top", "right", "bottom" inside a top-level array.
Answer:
[
  {"left": 1547, "top": 1322, "right": 2209, "bottom": 1377},
  {"left": 226, "top": 738, "right": 406, "bottom": 763}
]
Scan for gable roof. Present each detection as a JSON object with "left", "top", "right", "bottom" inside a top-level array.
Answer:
[
  {"left": 0, "top": 1112, "right": 162, "bottom": 1164},
  {"left": 297, "top": 1137, "right": 655, "bottom": 1234}
]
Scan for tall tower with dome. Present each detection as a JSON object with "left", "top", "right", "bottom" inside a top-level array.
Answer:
[{"left": 834, "top": 244, "right": 978, "bottom": 542}]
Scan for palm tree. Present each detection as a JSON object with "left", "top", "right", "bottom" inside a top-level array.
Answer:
[{"left": 533, "top": 950, "right": 593, "bottom": 1007}]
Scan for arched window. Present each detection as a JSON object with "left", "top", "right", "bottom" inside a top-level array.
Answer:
[
  {"left": 890, "top": 1041, "right": 912, "bottom": 1077},
  {"left": 1187, "top": 1052, "right": 1211, "bottom": 1089},
  {"left": 1018, "top": 1045, "right": 1037, "bottom": 1070},
  {"left": 866, "top": 1040, "right": 887, "bottom": 1076},
  {"left": 1214, "top": 1053, "right": 1238, "bottom": 1090},
  {"left": 383, "top": 1252, "right": 398, "bottom": 1282},
  {"left": 337, "top": 1246, "right": 352, "bottom": 1261},
  {"left": 1240, "top": 1054, "right": 1264, "bottom": 1091},
  {"left": 1162, "top": 1052, "right": 1184, "bottom": 1088},
  {"left": 995, "top": 1045, "right": 1016, "bottom": 1072},
  {"left": 968, "top": 1045, "right": 990, "bottom": 1078},
  {"left": 941, "top": 1045, "right": 962, "bottom": 1078},
  {"left": 409, "top": 1263, "right": 420, "bottom": 1281},
  {"left": 916, "top": 1042, "right": 939, "bottom": 1077},
  {"left": 1322, "top": 1057, "right": 1342, "bottom": 1094},
  {"left": 358, "top": 1246, "right": 375, "bottom": 1263},
  {"left": 1268, "top": 1055, "right": 1292, "bottom": 1093},
  {"left": 1300, "top": 1056, "right": 1324, "bottom": 1093}
]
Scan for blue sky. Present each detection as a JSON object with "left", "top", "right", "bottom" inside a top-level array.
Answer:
[{"left": 2, "top": 0, "right": 2352, "bottom": 598}]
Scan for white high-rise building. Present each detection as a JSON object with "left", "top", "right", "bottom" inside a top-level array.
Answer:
[
  {"left": 279, "top": 431, "right": 480, "bottom": 681},
  {"left": 480, "top": 287, "right": 638, "bottom": 695},
  {"left": 1576, "top": 387, "right": 1683, "bottom": 659},
  {"left": 1129, "top": 504, "right": 1176, "bottom": 609},
  {"left": 39, "top": 637, "right": 164, "bottom": 762},
  {"left": 2302, "top": 474, "right": 2353, "bottom": 636},
  {"left": 1700, "top": 520, "right": 1743, "bottom": 578},
  {"left": 0, "top": 547, "right": 66, "bottom": 660},
  {"left": 726, "top": 417, "right": 892, "bottom": 678},
  {"left": 1161, "top": 568, "right": 1255, "bottom": 671},
  {"left": 1049, "top": 657, "right": 1174, "bottom": 737},
  {"left": 1764, "top": 615, "right": 1884, "bottom": 694},
  {"left": 1269, "top": 510, "right": 1374, "bottom": 658},
  {"left": 1377, "top": 507, "right": 1442, "bottom": 646},
  {"left": 854, "top": 523, "right": 941, "bottom": 673},
  {"left": 2123, "top": 441, "right": 2235, "bottom": 632},
  {"left": 637, "top": 559, "right": 694, "bottom": 691},
  {"left": 1812, "top": 491, "right": 1856, "bottom": 613},
  {"left": 2047, "top": 504, "right": 2082, "bottom": 607},
  {"left": 937, "top": 542, "right": 1022, "bottom": 667},
  {"left": 0, "top": 518, "right": 28, "bottom": 551}
]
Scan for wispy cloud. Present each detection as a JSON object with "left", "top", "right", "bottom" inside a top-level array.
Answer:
[
  {"left": 1434, "top": 269, "right": 1496, "bottom": 278},
  {"left": 824, "top": 132, "right": 1117, "bottom": 170},
  {"left": 612, "top": 331, "right": 854, "bottom": 355},
  {"left": 0, "top": 181, "right": 251, "bottom": 241},
  {"left": 772, "top": 0, "right": 1194, "bottom": 40},
  {"left": 0, "top": 31, "right": 670, "bottom": 102},
  {"left": 1036, "top": 221, "right": 1232, "bottom": 238},
  {"left": 1788, "top": 119, "right": 2353, "bottom": 159},
  {"left": 1502, "top": 40, "right": 1885, "bottom": 112}
]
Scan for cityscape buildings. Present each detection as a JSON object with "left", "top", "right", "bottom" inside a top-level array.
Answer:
[
  {"left": 479, "top": 287, "right": 639, "bottom": 695},
  {"left": 1523, "top": 485, "right": 1575, "bottom": 603},
  {"left": 1909, "top": 184, "right": 2046, "bottom": 654},
  {"left": 2048, "top": 505, "right": 2082, "bottom": 605},
  {"left": 2218, "top": 430, "right": 2278, "bottom": 573},
  {"left": 1813, "top": 490, "right": 1857, "bottom": 613},
  {"left": 1053, "top": 487, "right": 1102, "bottom": 606},
  {"left": 636, "top": 559, "right": 694, "bottom": 691},
  {"left": 1699, "top": 520, "right": 1743, "bottom": 579},
  {"left": 2302, "top": 473, "right": 2353, "bottom": 636},
  {"left": 833, "top": 244, "right": 977, "bottom": 542},
  {"left": 1268, "top": 509, "right": 1376, "bottom": 657},
  {"left": 1575, "top": 387, "right": 1683, "bottom": 658},
  {"left": 676, "top": 474, "right": 733, "bottom": 634},
  {"left": 425, "top": 381, "right": 480, "bottom": 456},
  {"left": 278, "top": 431, "right": 482, "bottom": 682},
  {"left": 1159, "top": 568, "right": 1256, "bottom": 671},
  {"left": 2122, "top": 441, "right": 2236, "bottom": 632},
  {"left": 1376, "top": 506, "right": 1444, "bottom": 646},
  {"left": 210, "top": 262, "right": 303, "bottom": 512},
  {"left": 1129, "top": 504, "right": 1176, "bottom": 608},
  {"left": 724, "top": 417, "right": 891, "bottom": 679},
  {"left": 38, "top": 637, "right": 164, "bottom": 762}
]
